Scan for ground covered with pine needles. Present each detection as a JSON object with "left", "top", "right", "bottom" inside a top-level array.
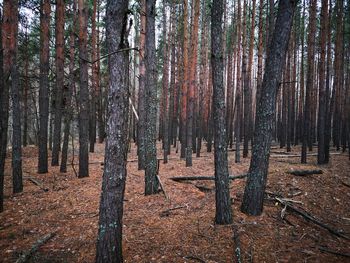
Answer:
[{"left": 0, "top": 143, "right": 349, "bottom": 262}]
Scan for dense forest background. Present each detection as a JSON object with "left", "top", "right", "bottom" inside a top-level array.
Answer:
[{"left": 0, "top": 0, "right": 350, "bottom": 262}]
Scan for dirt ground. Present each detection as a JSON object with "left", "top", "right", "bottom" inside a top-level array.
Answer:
[{"left": 0, "top": 142, "right": 349, "bottom": 263}]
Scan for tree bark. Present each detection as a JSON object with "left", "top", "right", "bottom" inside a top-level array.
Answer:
[
  {"left": 78, "top": 0, "right": 89, "bottom": 178},
  {"left": 89, "top": 0, "right": 98, "bottom": 153},
  {"left": 144, "top": 0, "right": 159, "bottom": 195},
  {"left": 186, "top": 0, "right": 200, "bottom": 166},
  {"left": 301, "top": 0, "right": 316, "bottom": 163},
  {"left": 60, "top": 0, "right": 76, "bottom": 173},
  {"left": 38, "top": 0, "right": 51, "bottom": 174},
  {"left": 137, "top": 0, "right": 146, "bottom": 170},
  {"left": 51, "top": 0, "right": 65, "bottom": 166},
  {"left": 10, "top": 4, "right": 22, "bottom": 193},
  {"left": 317, "top": 0, "right": 328, "bottom": 164},
  {"left": 241, "top": 0, "right": 297, "bottom": 216},
  {"left": 211, "top": 0, "right": 233, "bottom": 225},
  {"left": 95, "top": 0, "right": 129, "bottom": 261}
]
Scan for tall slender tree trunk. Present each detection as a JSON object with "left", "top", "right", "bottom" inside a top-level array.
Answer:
[
  {"left": 0, "top": 1, "right": 11, "bottom": 213},
  {"left": 10, "top": 0, "right": 22, "bottom": 194},
  {"left": 144, "top": 0, "right": 159, "bottom": 195},
  {"left": 301, "top": 0, "right": 316, "bottom": 164},
  {"left": 243, "top": 0, "right": 256, "bottom": 158},
  {"left": 211, "top": 0, "right": 232, "bottom": 225},
  {"left": 161, "top": 0, "right": 170, "bottom": 163},
  {"left": 180, "top": 0, "right": 189, "bottom": 159},
  {"left": 234, "top": 0, "right": 242, "bottom": 163},
  {"left": 241, "top": 0, "right": 297, "bottom": 216},
  {"left": 23, "top": 28, "right": 29, "bottom": 147},
  {"left": 51, "top": 0, "right": 65, "bottom": 166},
  {"left": 60, "top": 0, "right": 76, "bottom": 173},
  {"left": 317, "top": 0, "right": 328, "bottom": 164},
  {"left": 186, "top": 0, "right": 200, "bottom": 167},
  {"left": 137, "top": 0, "right": 146, "bottom": 170},
  {"left": 38, "top": 0, "right": 51, "bottom": 174},
  {"left": 95, "top": 0, "right": 129, "bottom": 261},
  {"left": 89, "top": 0, "right": 98, "bottom": 153},
  {"left": 256, "top": 0, "right": 264, "bottom": 110},
  {"left": 78, "top": 0, "right": 89, "bottom": 178},
  {"left": 0, "top": 7, "right": 6, "bottom": 211}
]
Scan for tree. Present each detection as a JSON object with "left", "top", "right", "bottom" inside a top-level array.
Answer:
[
  {"left": 241, "top": 0, "right": 297, "bottom": 216},
  {"left": 60, "top": 0, "right": 76, "bottom": 173},
  {"left": 211, "top": 0, "right": 232, "bottom": 225},
  {"left": 51, "top": 0, "right": 65, "bottom": 166},
  {"left": 78, "top": 0, "right": 89, "bottom": 178},
  {"left": 89, "top": 0, "right": 98, "bottom": 153},
  {"left": 243, "top": 0, "right": 256, "bottom": 158},
  {"left": 95, "top": 0, "right": 130, "bottom": 261},
  {"left": 301, "top": 0, "right": 317, "bottom": 164},
  {"left": 38, "top": 0, "right": 51, "bottom": 174},
  {"left": 144, "top": 0, "right": 159, "bottom": 195},
  {"left": 317, "top": 0, "right": 328, "bottom": 164},
  {"left": 0, "top": 6, "right": 5, "bottom": 212},
  {"left": 10, "top": 0, "right": 22, "bottom": 194},
  {"left": 186, "top": 0, "right": 200, "bottom": 167},
  {"left": 137, "top": 0, "right": 146, "bottom": 170}
]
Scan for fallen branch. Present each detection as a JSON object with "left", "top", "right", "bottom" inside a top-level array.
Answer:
[
  {"left": 183, "top": 255, "right": 206, "bottom": 263},
  {"left": 23, "top": 176, "right": 49, "bottom": 192},
  {"left": 16, "top": 232, "right": 56, "bottom": 263},
  {"left": 271, "top": 152, "right": 342, "bottom": 158},
  {"left": 287, "top": 169, "right": 323, "bottom": 176},
  {"left": 160, "top": 205, "right": 187, "bottom": 217},
  {"left": 170, "top": 174, "right": 247, "bottom": 182},
  {"left": 319, "top": 247, "right": 350, "bottom": 258},
  {"left": 341, "top": 180, "right": 350, "bottom": 188},
  {"left": 275, "top": 197, "right": 349, "bottom": 240},
  {"left": 156, "top": 174, "right": 169, "bottom": 200}
]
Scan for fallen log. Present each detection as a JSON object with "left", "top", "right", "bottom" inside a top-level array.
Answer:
[
  {"left": 23, "top": 176, "right": 49, "bottom": 192},
  {"left": 156, "top": 174, "right": 169, "bottom": 200},
  {"left": 275, "top": 197, "right": 349, "bottom": 240},
  {"left": 170, "top": 174, "right": 247, "bottom": 182},
  {"left": 16, "top": 232, "right": 56, "bottom": 263},
  {"left": 271, "top": 152, "right": 342, "bottom": 158},
  {"left": 319, "top": 247, "right": 350, "bottom": 258},
  {"left": 287, "top": 169, "right": 323, "bottom": 176},
  {"left": 160, "top": 205, "right": 187, "bottom": 217}
]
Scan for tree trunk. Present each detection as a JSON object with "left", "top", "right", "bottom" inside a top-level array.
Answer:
[
  {"left": 60, "top": 0, "right": 76, "bottom": 173},
  {"left": 243, "top": 0, "right": 256, "bottom": 158},
  {"left": 317, "top": 0, "right": 328, "bottom": 164},
  {"left": 23, "top": 28, "right": 29, "bottom": 147},
  {"left": 144, "top": 0, "right": 159, "bottom": 195},
  {"left": 186, "top": 0, "right": 200, "bottom": 166},
  {"left": 301, "top": 0, "right": 316, "bottom": 164},
  {"left": 10, "top": 1, "right": 22, "bottom": 193},
  {"left": 137, "top": 0, "right": 146, "bottom": 170},
  {"left": 89, "top": 0, "right": 98, "bottom": 153},
  {"left": 241, "top": 0, "right": 296, "bottom": 216},
  {"left": 0, "top": 7, "right": 6, "bottom": 211},
  {"left": 235, "top": 0, "right": 242, "bottom": 163},
  {"left": 211, "top": 0, "right": 233, "bottom": 225},
  {"left": 180, "top": 0, "right": 189, "bottom": 159},
  {"left": 78, "top": 0, "right": 89, "bottom": 178},
  {"left": 95, "top": 0, "right": 129, "bottom": 261},
  {"left": 38, "top": 0, "right": 51, "bottom": 174},
  {"left": 51, "top": 0, "right": 65, "bottom": 166}
]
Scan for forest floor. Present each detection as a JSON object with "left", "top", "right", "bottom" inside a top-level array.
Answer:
[{"left": 0, "top": 142, "right": 350, "bottom": 263}]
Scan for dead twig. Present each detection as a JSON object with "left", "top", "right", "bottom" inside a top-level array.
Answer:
[
  {"left": 16, "top": 232, "right": 56, "bottom": 263},
  {"left": 275, "top": 197, "right": 350, "bottom": 240},
  {"left": 170, "top": 174, "right": 247, "bottom": 182},
  {"left": 160, "top": 205, "right": 187, "bottom": 217},
  {"left": 319, "top": 247, "right": 350, "bottom": 258}
]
